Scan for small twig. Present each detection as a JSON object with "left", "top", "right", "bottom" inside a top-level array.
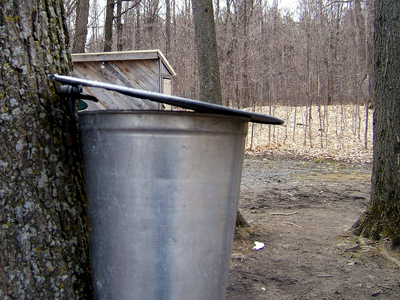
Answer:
[
  {"left": 318, "top": 274, "right": 334, "bottom": 278},
  {"left": 282, "top": 222, "right": 301, "bottom": 228},
  {"left": 270, "top": 212, "right": 299, "bottom": 216},
  {"left": 344, "top": 244, "right": 360, "bottom": 252},
  {"left": 377, "top": 284, "right": 393, "bottom": 291}
]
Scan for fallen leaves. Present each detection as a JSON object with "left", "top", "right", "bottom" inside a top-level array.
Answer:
[{"left": 245, "top": 104, "right": 373, "bottom": 164}]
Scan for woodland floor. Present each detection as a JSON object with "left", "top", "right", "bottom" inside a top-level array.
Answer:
[{"left": 226, "top": 152, "right": 400, "bottom": 300}]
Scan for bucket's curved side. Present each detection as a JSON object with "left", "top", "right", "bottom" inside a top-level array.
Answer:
[{"left": 80, "top": 112, "right": 248, "bottom": 300}]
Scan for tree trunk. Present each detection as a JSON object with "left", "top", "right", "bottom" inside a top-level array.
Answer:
[
  {"left": 241, "top": 0, "right": 250, "bottom": 108},
  {"left": 104, "top": 0, "right": 115, "bottom": 52},
  {"left": 116, "top": 0, "right": 123, "bottom": 51},
  {"left": 353, "top": 0, "right": 400, "bottom": 246},
  {"left": 0, "top": 0, "right": 92, "bottom": 298},
  {"left": 192, "top": 0, "right": 222, "bottom": 104},
  {"left": 192, "top": 0, "right": 248, "bottom": 227},
  {"left": 165, "top": 0, "right": 172, "bottom": 56},
  {"left": 72, "top": 0, "right": 90, "bottom": 53}
]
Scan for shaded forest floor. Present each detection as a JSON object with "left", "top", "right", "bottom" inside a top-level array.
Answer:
[{"left": 226, "top": 153, "right": 400, "bottom": 299}]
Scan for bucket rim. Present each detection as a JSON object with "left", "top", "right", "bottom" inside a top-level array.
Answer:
[{"left": 78, "top": 109, "right": 251, "bottom": 122}]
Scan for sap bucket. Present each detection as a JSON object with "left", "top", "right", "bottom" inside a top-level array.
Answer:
[
  {"left": 51, "top": 74, "right": 283, "bottom": 300},
  {"left": 79, "top": 111, "right": 248, "bottom": 300}
]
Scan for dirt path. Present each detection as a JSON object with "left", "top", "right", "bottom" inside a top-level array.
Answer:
[{"left": 226, "top": 155, "right": 400, "bottom": 299}]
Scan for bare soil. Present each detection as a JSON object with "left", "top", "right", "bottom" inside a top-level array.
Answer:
[{"left": 226, "top": 154, "right": 400, "bottom": 300}]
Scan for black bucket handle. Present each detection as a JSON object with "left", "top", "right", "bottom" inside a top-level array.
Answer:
[{"left": 51, "top": 74, "right": 284, "bottom": 125}]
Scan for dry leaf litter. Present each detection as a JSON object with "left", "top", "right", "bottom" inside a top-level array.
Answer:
[{"left": 245, "top": 104, "right": 373, "bottom": 163}]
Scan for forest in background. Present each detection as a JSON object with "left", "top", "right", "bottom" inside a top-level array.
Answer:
[{"left": 64, "top": 0, "right": 374, "bottom": 151}]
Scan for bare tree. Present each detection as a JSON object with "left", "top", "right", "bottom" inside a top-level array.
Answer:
[
  {"left": 165, "top": 0, "right": 172, "bottom": 56},
  {"left": 65, "top": 0, "right": 375, "bottom": 151},
  {"left": 104, "top": 0, "right": 115, "bottom": 51},
  {"left": 116, "top": 0, "right": 123, "bottom": 51},
  {"left": 192, "top": 0, "right": 223, "bottom": 104},
  {"left": 73, "top": 0, "right": 90, "bottom": 53}
]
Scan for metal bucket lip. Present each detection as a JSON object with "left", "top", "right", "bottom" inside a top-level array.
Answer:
[
  {"left": 78, "top": 110, "right": 250, "bottom": 134},
  {"left": 78, "top": 109, "right": 251, "bottom": 122}
]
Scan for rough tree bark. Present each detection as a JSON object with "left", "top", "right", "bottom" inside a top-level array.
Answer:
[
  {"left": 353, "top": 0, "right": 400, "bottom": 246},
  {"left": 0, "top": 0, "right": 92, "bottom": 298},
  {"left": 72, "top": 0, "right": 90, "bottom": 53},
  {"left": 192, "top": 0, "right": 223, "bottom": 105}
]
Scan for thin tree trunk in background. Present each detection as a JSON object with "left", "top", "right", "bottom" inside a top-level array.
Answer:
[
  {"left": 250, "top": 100, "right": 256, "bottom": 150},
  {"left": 215, "top": 0, "right": 219, "bottom": 24},
  {"left": 293, "top": 105, "right": 297, "bottom": 142},
  {"left": 192, "top": 0, "right": 222, "bottom": 104},
  {"left": 365, "top": 103, "right": 369, "bottom": 149},
  {"left": 353, "top": 0, "right": 366, "bottom": 83},
  {"left": 116, "top": 0, "right": 123, "bottom": 51},
  {"left": 318, "top": 105, "right": 323, "bottom": 148},
  {"left": 304, "top": 105, "right": 308, "bottom": 146},
  {"left": 0, "top": 0, "right": 92, "bottom": 297},
  {"left": 308, "top": 102, "right": 312, "bottom": 148},
  {"left": 166, "top": 0, "right": 172, "bottom": 56},
  {"left": 104, "top": 0, "right": 115, "bottom": 52},
  {"left": 73, "top": 0, "right": 90, "bottom": 53},
  {"left": 241, "top": 0, "right": 251, "bottom": 108},
  {"left": 135, "top": 5, "right": 141, "bottom": 48},
  {"left": 364, "top": 0, "right": 374, "bottom": 149},
  {"left": 324, "top": 105, "right": 329, "bottom": 149}
]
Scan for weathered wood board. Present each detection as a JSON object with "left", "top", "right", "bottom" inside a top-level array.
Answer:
[{"left": 72, "top": 50, "right": 176, "bottom": 111}]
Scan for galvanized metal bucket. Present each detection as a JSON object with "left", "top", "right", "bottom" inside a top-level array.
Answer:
[{"left": 79, "top": 111, "right": 249, "bottom": 300}]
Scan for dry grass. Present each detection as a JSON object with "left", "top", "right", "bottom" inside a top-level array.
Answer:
[{"left": 245, "top": 104, "right": 373, "bottom": 163}]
